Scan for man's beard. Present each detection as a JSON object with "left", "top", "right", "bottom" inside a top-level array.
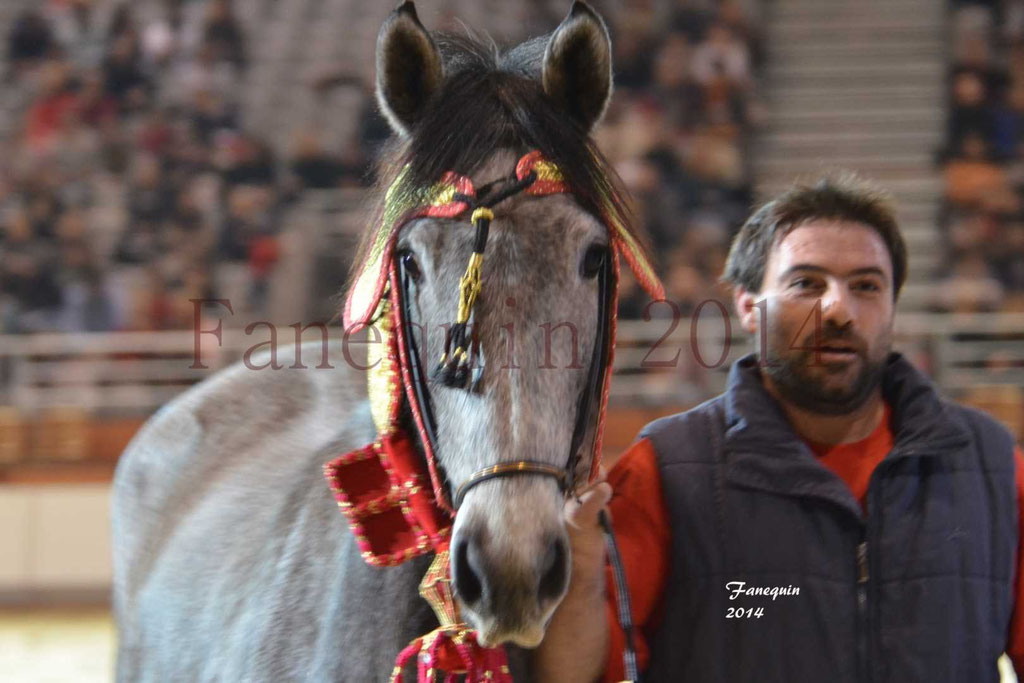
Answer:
[{"left": 761, "top": 321, "right": 889, "bottom": 416}]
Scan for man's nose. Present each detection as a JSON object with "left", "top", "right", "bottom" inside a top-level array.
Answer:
[{"left": 820, "top": 282, "right": 853, "bottom": 327}]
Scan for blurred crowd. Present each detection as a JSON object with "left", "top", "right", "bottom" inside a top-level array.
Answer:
[
  {"left": 0, "top": 0, "right": 762, "bottom": 333},
  {"left": 588, "top": 0, "right": 763, "bottom": 318},
  {"left": 939, "top": 0, "right": 1024, "bottom": 313},
  {"left": 1, "top": 0, "right": 341, "bottom": 334}
]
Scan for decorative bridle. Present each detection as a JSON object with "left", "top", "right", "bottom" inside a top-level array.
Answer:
[
  {"left": 395, "top": 161, "right": 614, "bottom": 511},
  {"left": 325, "top": 150, "right": 659, "bottom": 682}
]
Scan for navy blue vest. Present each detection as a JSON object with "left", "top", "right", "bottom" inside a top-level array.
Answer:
[{"left": 640, "top": 353, "right": 1018, "bottom": 682}]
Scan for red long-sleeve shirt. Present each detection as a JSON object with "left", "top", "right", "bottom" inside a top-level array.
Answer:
[{"left": 602, "top": 410, "right": 1024, "bottom": 680}]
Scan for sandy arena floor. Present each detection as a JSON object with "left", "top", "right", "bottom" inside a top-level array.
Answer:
[
  {"left": 0, "top": 608, "right": 114, "bottom": 683},
  {"left": 0, "top": 608, "right": 1019, "bottom": 682}
]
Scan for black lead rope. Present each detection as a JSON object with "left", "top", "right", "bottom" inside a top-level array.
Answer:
[
  {"left": 577, "top": 255, "right": 641, "bottom": 682},
  {"left": 600, "top": 509, "right": 642, "bottom": 683}
]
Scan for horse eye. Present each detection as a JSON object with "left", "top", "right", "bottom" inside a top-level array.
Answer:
[
  {"left": 580, "top": 244, "right": 608, "bottom": 279},
  {"left": 399, "top": 250, "right": 422, "bottom": 282}
]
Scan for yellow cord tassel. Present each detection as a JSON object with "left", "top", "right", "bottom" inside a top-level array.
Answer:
[
  {"left": 436, "top": 207, "right": 493, "bottom": 386},
  {"left": 470, "top": 207, "right": 494, "bottom": 223},
  {"left": 456, "top": 252, "right": 484, "bottom": 325}
]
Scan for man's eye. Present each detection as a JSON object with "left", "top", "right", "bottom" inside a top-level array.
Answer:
[
  {"left": 792, "top": 278, "right": 816, "bottom": 289},
  {"left": 854, "top": 281, "right": 880, "bottom": 292}
]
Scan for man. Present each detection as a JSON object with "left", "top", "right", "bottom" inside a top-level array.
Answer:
[{"left": 535, "top": 176, "right": 1024, "bottom": 682}]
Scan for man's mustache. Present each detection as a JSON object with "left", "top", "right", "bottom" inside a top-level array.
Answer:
[{"left": 799, "top": 324, "right": 866, "bottom": 354}]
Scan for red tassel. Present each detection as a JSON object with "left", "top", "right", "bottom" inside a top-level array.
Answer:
[
  {"left": 389, "top": 627, "right": 513, "bottom": 683},
  {"left": 390, "top": 636, "right": 424, "bottom": 683}
]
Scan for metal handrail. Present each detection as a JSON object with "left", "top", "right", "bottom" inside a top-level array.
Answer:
[{"left": 0, "top": 312, "right": 1021, "bottom": 414}]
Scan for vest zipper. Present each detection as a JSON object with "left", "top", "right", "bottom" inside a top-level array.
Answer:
[{"left": 857, "top": 539, "right": 870, "bottom": 681}]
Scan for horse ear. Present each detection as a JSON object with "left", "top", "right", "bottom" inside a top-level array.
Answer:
[
  {"left": 375, "top": 1, "right": 443, "bottom": 137},
  {"left": 542, "top": 1, "right": 613, "bottom": 132}
]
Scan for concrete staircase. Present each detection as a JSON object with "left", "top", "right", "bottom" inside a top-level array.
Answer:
[{"left": 753, "top": 0, "right": 947, "bottom": 311}]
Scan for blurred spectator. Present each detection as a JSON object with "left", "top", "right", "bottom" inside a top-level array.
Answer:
[
  {"left": 289, "top": 129, "right": 361, "bottom": 189},
  {"left": 994, "top": 221, "right": 1024, "bottom": 291},
  {"left": 141, "top": 2, "right": 182, "bottom": 71},
  {"left": 126, "top": 154, "right": 171, "bottom": 227},
  {"left": 46, "top": 0, "right": 107, "bottom": 68},
  {"left": 690, "top": 22, "right": 751, "bottom": 91},
  {"left": 137, "top": 109, "right": 175, "bottom": 156},
  {"left": 952, "top": 33, "right": 1004, "bottom": 93},
  {"left": 718, "top": 0, "right": 763, "bottom": 68},
  {"left": 202, "top": 0, "right": 245, "bottom": 70},
  {"left": 650, "top": 33, "right": 705, "bottom": 129},
  {"left": 7, "top": 10, "right": 54, "bottom": 74},
  {"left": 113, "top": 156, "right": 169, "bottom": 265},
  {"left": 169, "top": 43, "right": 239, "bottom": 109},
  {"left": 218, "top": 185, "right": 265, "bottom": 261},
  {"left": 612, "top": 22, "right": 654, "bottom": 90},
  {"left": 938, "top": 251, "right": 1005, "bottom": 313},
  {"left": 214, "top": 184, "right": 279, "bottom": 314},
  {"left": 944, "top": 133, "right": 1006, "bottom": 205},
  {"left": 0, "top": 208, "right": 63, "bottom": 331},
  {"left": 128, "top": 266, "right": 175, "bottom": 330},
  {"left": 170, "top": 183, "right": 206, "bottom": 234},
  {"left": 107, "top": 4, "right": 137, "bottom": 45},
  {"left": 947, "top": 72, "right": 997, "bottom": 156},
  {"left": 221, "top": 134, "right": 275, "bottom": 187},
  {"left": 76, "top": 69, "right": 118, "bottom": 127},
  {"left": 24, "top": 60, "right": 78, "bottom": 152},
  {"left": 60, "top": 264, "right": 119, "bottom": 332},
  {"left": 190, "top": 89, "right": 237, "bottom": 144},
  {"left": 102, "top": 32, "right": 150, "bottom": 111}
]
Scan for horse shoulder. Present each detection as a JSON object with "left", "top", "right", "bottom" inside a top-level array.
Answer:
[{"left": 111, "top": 341, "right": 372, "bottom": 631}]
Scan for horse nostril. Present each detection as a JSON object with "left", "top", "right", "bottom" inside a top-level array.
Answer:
[
  {"left": 538, "top": 536, "right": 568, "bottom": 604},
  {"left": 452, "top": 536, "right": 484, "bottom": 606}
]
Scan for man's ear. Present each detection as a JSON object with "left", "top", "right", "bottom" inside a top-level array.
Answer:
[
  {"left": 734, "top": 287, "right": 760, "bottom": 335},
  {"left": 375, "top": 1, "right": 443, "bottom": 137},
  {"left": 542, "top": 1, "right": 613, "bottom": 132}
]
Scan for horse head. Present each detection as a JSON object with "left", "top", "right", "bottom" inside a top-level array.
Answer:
[{"left": 354, "top": 0, "right": 660, "bottom": 648}]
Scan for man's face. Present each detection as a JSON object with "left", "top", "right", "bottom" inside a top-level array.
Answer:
[{"left": 737, "top": 220, "right": 896, "bottom": 415}]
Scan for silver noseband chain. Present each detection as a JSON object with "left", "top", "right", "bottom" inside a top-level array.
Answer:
[{"left": 453, "top": 461, "right": 569, "bottom": 509}]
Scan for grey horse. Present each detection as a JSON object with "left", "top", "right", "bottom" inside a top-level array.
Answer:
[{"left": 112, "top": 2, "right": 646, "bottom": 680}]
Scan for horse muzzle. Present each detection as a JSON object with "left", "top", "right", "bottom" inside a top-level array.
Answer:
[{"left": 450, "top": 505, "right": 570, "bottom": 648}]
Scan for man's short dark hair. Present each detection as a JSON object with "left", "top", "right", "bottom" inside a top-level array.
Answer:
[{"left": 722, "top": 174, "right": 907, "bottom": 298}]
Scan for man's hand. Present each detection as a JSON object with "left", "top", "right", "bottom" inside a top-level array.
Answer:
[
  {"left": 533, "top": 474, "right": 613, "bottom": 683},
  {"left": 565, "top": 476, "right": 613, "bottom": 587}
]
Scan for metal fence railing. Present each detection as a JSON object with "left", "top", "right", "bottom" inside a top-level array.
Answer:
[{"left": 1, "top": 312, "right": 1022, "bottom": 417}]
